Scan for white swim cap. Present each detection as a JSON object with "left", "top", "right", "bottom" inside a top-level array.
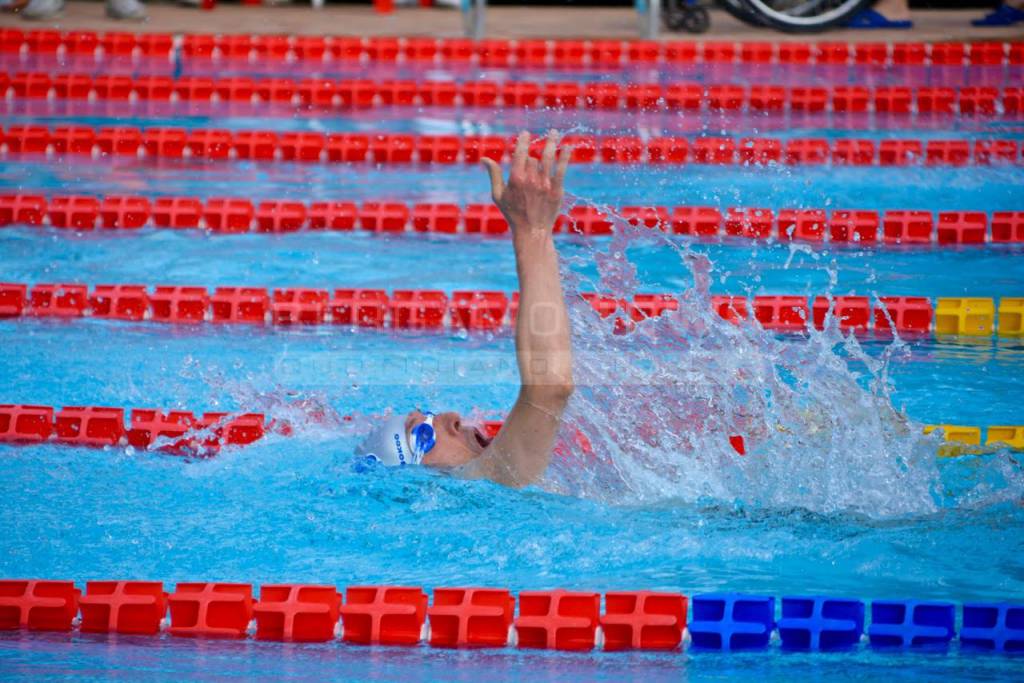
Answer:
[{"left": 354, "top": 414, "right": 421, "bottom": 467}]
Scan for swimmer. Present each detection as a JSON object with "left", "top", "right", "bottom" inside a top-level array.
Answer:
[{"left": 356, "top": 130, "right": 575, "bottom": 488}]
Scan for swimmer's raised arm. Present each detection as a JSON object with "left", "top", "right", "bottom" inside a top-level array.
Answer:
[
  {"left": 352, "top": 131, "right": 573, "bottom": 479},
  {"left": 468, "top": 130, "right": 575, "bottom": 487}
]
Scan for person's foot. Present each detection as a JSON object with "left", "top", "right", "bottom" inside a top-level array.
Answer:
[
  {"left": 20, "top": 0, "right": 64, "bottom": 19},
  {"left": 972, "top": 4, "right": 1024, "bottom": 26},
  {"left": 845, "top": 8, "right": 913, "bottom": 28},
  {"left": 106, "top": 0, "right": 146, "bottom": 20}
]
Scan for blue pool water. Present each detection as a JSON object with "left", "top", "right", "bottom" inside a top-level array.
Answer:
[{"left": 1, "top": 52, "right": 1024, "bottom": 680}]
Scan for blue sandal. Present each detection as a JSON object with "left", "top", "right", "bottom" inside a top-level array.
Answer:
[
  {"left": 845, "top": 8, "right": 913, "bottom": 29},
  {"left": 972, "top": 4, "right": 1024, "bottom": 26}
]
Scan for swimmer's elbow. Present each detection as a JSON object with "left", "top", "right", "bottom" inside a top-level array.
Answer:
[
  {"left": 523, "top": 378, "right": 575, "bottom": 405},
  {"left": 556, "top": 378, "right": 575, "bottom": 401}
]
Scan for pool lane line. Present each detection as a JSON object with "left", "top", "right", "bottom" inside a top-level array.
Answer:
[
  {"left": 1, "top": 402, "right": 1018, "bottom": 458},
  {"left": 3, "top": 193, "right": 1022, "bottom": 246},
  {"left": 0, "top": 405, "right": 274, "bottom": 454},
  {"left": 5, "top": 72, "right": 1022, "bottom": 119},
  {"left": 1, "top": 284, "right": 1021, "bottom": 339},
  {"left": 0, "top": 580, "right": 1021, "bottom": 652},
  {"left": 4, "top": 29, "right": 1022, "bottom": 70},
  {"left": 926, "top": 425, "right": 1024, "bottom": 455},
  {"left": 3, "top": 125, "right": 1022, "bottom": 168}
]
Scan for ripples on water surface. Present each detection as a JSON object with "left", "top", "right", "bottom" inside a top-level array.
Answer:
[{"left": 0, "top": 66, "right": 1023, "bottom": 680}]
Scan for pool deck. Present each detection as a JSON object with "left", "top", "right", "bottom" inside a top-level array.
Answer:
[{"left": 1, "top": 3, "right": 1022, "bottom": 42}]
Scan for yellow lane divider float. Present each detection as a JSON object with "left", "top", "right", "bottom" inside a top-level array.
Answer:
[
  {"left": 935, "top": 298, "right": 1023, "bottom": 337},
  {"left": 924, "top": 425, "right": 1024, "bottom": 457}
]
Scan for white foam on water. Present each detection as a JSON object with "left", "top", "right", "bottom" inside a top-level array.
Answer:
[{"left": 540, "top": 203, "right": 1024, "bottom": 518}]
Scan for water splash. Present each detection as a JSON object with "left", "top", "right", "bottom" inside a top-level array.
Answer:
[
  {"left": 542, "top": 206, "right": 1023, "bottom": 518},
  {"left": 173, "top": 194, "right": 1024, "bottom": 520}
]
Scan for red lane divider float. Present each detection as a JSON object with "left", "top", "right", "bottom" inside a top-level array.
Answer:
[
  {"left": 255, "top": 585, "right": 342, "bottom": 642},
  {"left": 0, "top": 403, "right": 269, "bottom": 453},
  {"left": 2, "top": 126, "right": 1020, "bottom": 168},
  {"left": 169, "top": 583, "right": 254, "bottom": 638},
  {"left": 515, "top": 590, "right": 601, "bottom": 650},
  {"left": 340, "top": 586, "right": 428, "bottom": 645},
  {"left": 2, "top": 282, "right": 1020, "bottom": 339},
  {"left": 0, "top": 578, "right": 690, "bottom": 651},
  {"left": 4, "top": 72, "right": 1023, "bottom": 118},
  {"left": 428, "top": 587, "right": 515, "bottom": 647},
  {"left": 1, "top": 29, "right": 1021, "bottom": 68},
  {"left": 80, "top": 581, "right": 167, "bottom": 635},
  {"left": 3, "top": 193, "right": 1023, "bottom": 245}
]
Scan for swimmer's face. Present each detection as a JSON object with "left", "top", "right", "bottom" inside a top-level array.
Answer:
[{"left": 405, "top": 409, "right": 492, "bottom": 468}]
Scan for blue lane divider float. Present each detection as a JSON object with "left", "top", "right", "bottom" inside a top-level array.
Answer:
[
  {"left": 868, "top": 600, "right": 956, "bottom": 649},
  {"left": 777, "top": 596, "right": 865, "bottom": 650},
  {"left": 688, "top": 593, "right": 775, "bottom": 651},
  {"left": 961, "top": 603, "right": 1024, "bottom": 652}
]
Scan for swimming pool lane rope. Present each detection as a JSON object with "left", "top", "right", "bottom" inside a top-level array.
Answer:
[
  {"left": 3, "top": 125, "right": 1022, "bottom": 169},
  {"left": 0, "top": 405, "right": 271, "bottom": 454},
  {"left": 5, "top": 71, "right": 1023, "bottom": 119},
  {"left": 2, "top": 192, "right": 1022, "bottom": 246},
  {"left": 0, "top": 580, "right": 1021, "bottom": 653},
  {"left": 3, "top": 28, "right": 1021, "bottom": 69},
  {"left": 1, "top": 282, "right": 1021, "bottom": 339},
  {"left": 2, "top": 403, "right": 1015, "bottom": 456},
  {"left": 0, "top": 402, "right": 1020, "bottom": 456}
]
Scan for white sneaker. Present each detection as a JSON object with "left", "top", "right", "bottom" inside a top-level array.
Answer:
[
  {"left": 21, "top": 0, "right": 64, "bottom": 19},
  {"left": 106, "top": 0, "right": 146, "bottom": 20}
]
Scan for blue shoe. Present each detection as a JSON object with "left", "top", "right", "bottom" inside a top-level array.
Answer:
[
  {"left": 972, "top": 4, "right": 1024, "bottom": 26},
  {"left": 845, "top": 8, "right": 913, "bottom": 29}
]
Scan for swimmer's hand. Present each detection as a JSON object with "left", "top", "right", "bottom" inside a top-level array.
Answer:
[{"left": 481, "top": 130, "right": 571, "bottom": 237}]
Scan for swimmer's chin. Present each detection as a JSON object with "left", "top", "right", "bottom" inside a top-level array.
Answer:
[{"left": 421, "top": 449, "right": 487, "bottom": 470}]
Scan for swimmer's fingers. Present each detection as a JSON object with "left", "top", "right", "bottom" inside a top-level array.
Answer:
[
  {"left": 554, "top": 144, "right": 572, "bottom": 188},
  {"left": 480, "top": 157, "right": 505, "bottom": 201},
  {"left": 525, "top": 156, "right": 542, "bottom": 183},
  {"left": 540, "top": 129, "right": 560, "bottom": 179},
  {"left": 511, "top": 130, "right": 530, "bottom": 178}
]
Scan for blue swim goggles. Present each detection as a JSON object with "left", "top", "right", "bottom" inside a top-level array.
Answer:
[{"left": 410, "top": 411, "right": 437, "bottom": 462}]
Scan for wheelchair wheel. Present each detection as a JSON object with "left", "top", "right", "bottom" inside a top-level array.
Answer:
[
  {"left": 664, "top": 4, "right": 711, "bottom": 33},
  {"left": 739, "top": 0, "right": 874, "bottom": 32},
  {"left": 718, "top": 0, "right": 767, "bottom": 26}
]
